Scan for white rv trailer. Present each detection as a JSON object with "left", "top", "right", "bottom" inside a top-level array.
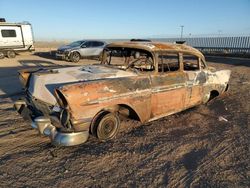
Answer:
[{"left": 0, "top": 19, "right": 35, "bottom": 59}]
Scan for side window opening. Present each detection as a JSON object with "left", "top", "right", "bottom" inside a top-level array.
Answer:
[
  {"left": 83, "top": 41, "right": 92, "bottom": 48},
  {"left": 183, "top": 54, "right": 200, "bottom": 71},
  {"left": 92, "top": 41, "right": 99, "bottom": 47},
  {"left": 101, "top": 48, "right": 154, "bottom": 72},
  {"left": 158, "top": 53, "right": 179, "bottom": 73},
  {"left": 128, "top": 50, "right": 154, "bottom": 71},
  {"left": 1, "top": 29, "right": 16, "bottom": 37},
  {"left": 91, "top": 41, "right": 103, "bottom": 48},
  {"left": 97, "top": 42, "right": 104, "bottom": 47}
]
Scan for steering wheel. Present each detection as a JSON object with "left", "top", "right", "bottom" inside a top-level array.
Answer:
[{"left": 126, "top": 57, "right": 154, "bottom": 70}]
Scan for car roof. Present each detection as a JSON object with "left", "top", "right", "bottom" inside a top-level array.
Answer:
[
  {"left": 106, "top": 41, "right": 204, "bottom": 59},
  {"left": 82, "top": 40, "right": 106, "bottom": 43},
  {"left": 0, "top": 22, "right": 31, "bottom": 26}
]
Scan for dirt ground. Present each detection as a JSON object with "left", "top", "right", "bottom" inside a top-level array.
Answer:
[{"left": 0, "top": 47, "right": 249, "bottom": 187}]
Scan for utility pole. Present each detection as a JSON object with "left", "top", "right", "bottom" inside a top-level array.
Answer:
[{"left": 180, "top": 25, "right": 184, "bottom": 39}]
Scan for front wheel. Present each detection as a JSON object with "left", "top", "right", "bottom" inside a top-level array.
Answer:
[
  {"left": 92, "top": 111, "right": 120, "bottom": 141},
  {"left": 70, "top": 52, "right": 81, "bottom": 63}
]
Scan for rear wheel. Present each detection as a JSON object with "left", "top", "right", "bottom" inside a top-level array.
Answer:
[
  {"left": 0, "top": 51, "right": 4, "bottom": 59},
  {"left": 92, "top": 111, "right": 120, "bottom": 141},
  {"left": 7, "top": 50, "right": 16, "bottom": 58},
  {"left": 70, "top": 52, "right": 81, "bottom": 63}
]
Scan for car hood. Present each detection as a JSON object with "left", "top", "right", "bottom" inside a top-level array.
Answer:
[
  {"left": 57, "top": 45, "right": 80, "bottom": 52},
  {"left": 28, "top": 65, "right": 136, "bottom": 105}
]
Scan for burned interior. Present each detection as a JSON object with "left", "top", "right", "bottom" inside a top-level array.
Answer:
[
  {"left": 101, "top": 47, "right": 155, "bottom": 71},
  {"left": 101, "top": 45, "right": 207, "bottom": 74}
]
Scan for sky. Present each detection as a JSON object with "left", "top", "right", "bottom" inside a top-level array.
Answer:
[{"left": 0, "top": 0, "right": 250, "bottom": 41}]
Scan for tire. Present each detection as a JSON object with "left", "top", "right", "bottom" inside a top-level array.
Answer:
[
  {"left": 0, "top": 51, "right": 4, "bottom": 59},
  {"left": 70, "top": 51, "right": 81, "bottom": 63},
  {"left": 92, "top": 111, "right": 120, "bottom": 141},
  {"left": 7, "top": 50, "right": 16, "bottom": 58}
]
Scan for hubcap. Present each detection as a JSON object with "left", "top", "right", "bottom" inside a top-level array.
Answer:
[
  {"left": 103, "top": 120, "right": 115, "bottom": 136},
  {"left": 72, "top": 53, "right": 80, "bottom": 62},
  {"left": 97, "top": 113, "right": 119, "bottom": 140}
]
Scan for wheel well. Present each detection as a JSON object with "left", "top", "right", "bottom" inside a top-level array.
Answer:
[
  {"left": 90, "top": 104, "right": 141, "bottom": 135},
  {"left": 70, "top": 51, "right": 81, "bottom": 57},
  {"left": 118, "top": 104, "right": 140, "bottom": 121},
  {"left": 209, "top": 90, "right": 220, "bottom": 101},
  {"left": 99, "top": 104, "right": 141, "bottom": 121},
  {"left": 225, "top": 84, "right": 229, "bottom": 92}
]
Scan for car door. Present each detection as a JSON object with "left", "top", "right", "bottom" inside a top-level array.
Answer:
[
  {"left": 78, "top": 41, "right": 93, "bottom": 57},
  {"left": 150, "top": 53, "right": 186, "bottom": 118},
  {"left": 79, "top": 41, "right": 104, "bottom": 57},
  {"left": 182, "top": 53, "right": 207, "bottom": 107},
  {"left": 90, "top": 41, "right": 105, "bottom": 56}
]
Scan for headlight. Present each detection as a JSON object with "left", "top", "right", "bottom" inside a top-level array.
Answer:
[{"left": 65, "top": 51, "right": 70, "bottom": 56}]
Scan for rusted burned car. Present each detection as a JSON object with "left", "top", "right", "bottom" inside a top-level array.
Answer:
[{"left": 14, "top": 42, "right": 231, "bottom": 146}]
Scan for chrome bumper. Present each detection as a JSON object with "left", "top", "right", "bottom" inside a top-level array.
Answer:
[
  {"left": 32, "top": 116, "right": 89, "bottom": 146},
  {"left": 14, "top": 99, "right": 89, "bottom": 146},
  {"left": 14, "top": 99, "right": 32, "bottom": 121}
]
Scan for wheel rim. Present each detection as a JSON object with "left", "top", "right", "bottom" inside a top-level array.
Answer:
[
  {"left": 72, "top": 52, "right": 80, "bottom": 62},
  {"left": 103, "top": 119, "right": 115, "bottom": 136},
  {"left": 97, "top": 114, "right": 119, "bottom": 140}
]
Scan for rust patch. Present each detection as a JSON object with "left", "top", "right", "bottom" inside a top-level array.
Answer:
[{"left": 106, "top": 41, "right": 205, "bottom": 60}]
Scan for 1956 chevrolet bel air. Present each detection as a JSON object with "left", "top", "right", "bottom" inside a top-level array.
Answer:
[{"left": 14, "top": 42, "right": 231, "bottom": 146}]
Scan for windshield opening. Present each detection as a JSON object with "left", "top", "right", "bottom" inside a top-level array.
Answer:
[
  {"left": 100, "top": 47, "right": 154, "bottom": 72},
  {"left": 68, "top": 40, "right": 85, "bottom": 47}
]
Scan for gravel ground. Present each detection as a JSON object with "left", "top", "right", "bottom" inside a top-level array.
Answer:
[{"left": 0, "top": 51, "right": 249, "bottom": 187}]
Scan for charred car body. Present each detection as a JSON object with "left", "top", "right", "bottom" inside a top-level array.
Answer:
[{"left": 14, "top": 42, "right": 231, "bottom": 146}]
